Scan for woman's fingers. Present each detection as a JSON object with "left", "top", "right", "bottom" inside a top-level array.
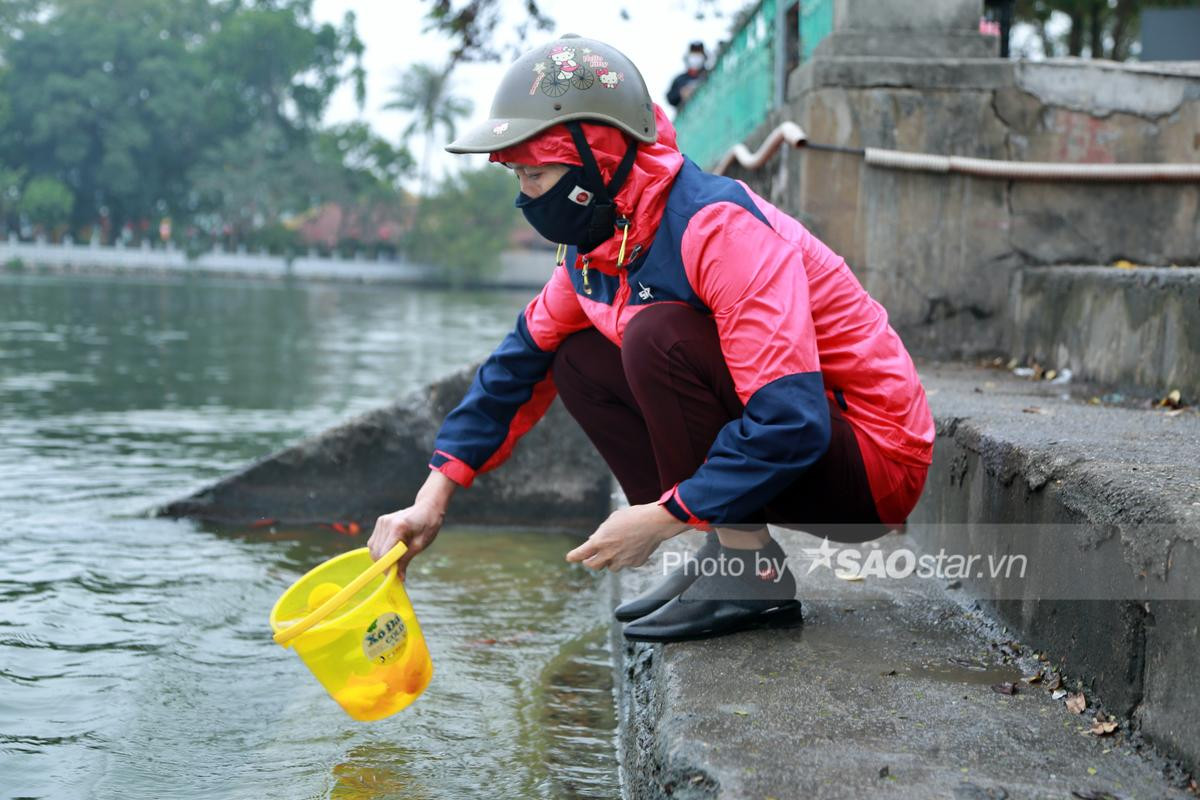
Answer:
[{"left": 565, "top": 539, "right": 598, "bottom": 563}]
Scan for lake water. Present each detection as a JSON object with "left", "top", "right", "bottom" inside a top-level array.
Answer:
[{"left": 0, "top": 272, "right": 620, "bottom": 799}]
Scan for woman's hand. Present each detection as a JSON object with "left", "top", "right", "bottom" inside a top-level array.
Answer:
[
  {"left": 565, "top": 502, "right": 689, "bottom": 572},
  {"left": 368, "top": 470, "right": 457, "bottom": 581}
]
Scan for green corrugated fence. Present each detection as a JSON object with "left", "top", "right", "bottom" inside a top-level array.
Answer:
[{"left": 673, "top": 0, "right": 832, "bottom": 170}]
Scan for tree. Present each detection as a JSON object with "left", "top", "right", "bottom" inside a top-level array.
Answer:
[
  {"left": 383, "top": 62, "right": 473, "bottom": 199},
  {"left": 18, "top": 176, "right": 73, "bottom": 234},
  {"left": 0, "top": 0, "right": 366, "bottom": 239},
  {"left": 417, "top": 0, "right": 727, "bottom": 64},
  {"left": 1014, "top": 0, "right": 1196, "bottom": 60},
  {"left": 403, "top": 165, "right": 521, "bottom": 286}
]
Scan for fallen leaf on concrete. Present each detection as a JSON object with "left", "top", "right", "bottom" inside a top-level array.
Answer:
[
  {"left": 1113, "top": 259, "right": 1136, "bottom": 270},
  {"left": 834, "top": 571, "right": 864, "bottom": 581},
  {"left": 1013, "top": 367, "right": 1035, "bottom": 378},
  {"left": 1046, "top": 673, "right": 1063, "bottom": 691},
  {"left": 1066, "top": 692, "right": 1087, "bottom": 714},
  {"left": 991, "top": 682, "right": 1017, "bottom": 695},
  {"left": 1070, "top": 790, "right": 1120, "bottom": 800},
  {"left": 880, "top": 669, "right": 897, "bottom": 677},
  {"left": 1087, "top": 767, "right": 1097, "bottom": 775},
  {"left": 1022, "top": 671, "right": 1043, "bottom": 684},
  {"left": 1044, "top": 369, "right": 1057, "bottom": 381},
  {"left": 1089, "top": 716, "right": 1118, "bottom": 736},
  {"left": 1159, "top": 389, "right": 1183, "bottom": 409},
  {"left": 732, "top": 709, "right": 749, "bottom": 716},
  {"left": 879, "top": 765, "right": 890, "bottom": 778},
  {"left": 1052, "top": 689, "right": 1068, "bottom": 700}
]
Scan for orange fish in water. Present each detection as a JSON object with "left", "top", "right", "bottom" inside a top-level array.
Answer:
[{"left": 324, "top": 521, "right": 362, "bottom": 536}]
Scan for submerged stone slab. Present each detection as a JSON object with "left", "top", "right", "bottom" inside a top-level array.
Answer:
[{"left": 159, "top": 364, "right": 612, "bottom": 530}]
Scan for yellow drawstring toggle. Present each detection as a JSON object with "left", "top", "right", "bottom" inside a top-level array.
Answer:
[
  {"left": 555, "top": 243, "right": 567, "bottom": 267},
  {"left": 581, "top": 257, "right": 591, "bottom": 294},
  {"left": 615, "top": 218, "right": 631, "bottom": 268}
]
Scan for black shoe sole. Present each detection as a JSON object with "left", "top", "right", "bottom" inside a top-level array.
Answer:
[{"left": 622, "top": 599, "right": 804, "bottom": 643}]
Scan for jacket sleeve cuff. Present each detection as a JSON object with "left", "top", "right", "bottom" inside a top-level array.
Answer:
[
  {"left": 657, "top": 483, "right": 712, "bottom": 531},
  {"left": 429, "top": 450, "right": 476, "bottom": 489}
]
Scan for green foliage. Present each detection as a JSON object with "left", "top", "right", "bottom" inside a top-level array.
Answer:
[
  {"left": 404, "top": 166, "right": 521, "bottom": 287},
  {"left": 1014, "top": 0, "right": 1196, "bottom": 60},
  {"left": 18, "top": 176, "right": 73, "bottom": 228},
  {"left": 0, "top": 0, "right": 380, "bottom": 242},
  {"left": 384, "top": 62, "right": 473, "bottom": 198}
]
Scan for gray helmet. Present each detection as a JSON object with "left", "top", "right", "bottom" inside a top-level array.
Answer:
[{"left": 445, "top": 34, "right": 656, "bottom": 154}]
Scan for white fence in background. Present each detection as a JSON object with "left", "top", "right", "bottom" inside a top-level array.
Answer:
[{"left": 0, "top": 237, "right": 555, "bottom": 288}]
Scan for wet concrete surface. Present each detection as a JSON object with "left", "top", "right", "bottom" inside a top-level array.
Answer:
[
  {"left": 613, "top": 530, "right": 1195, "bottom": 800},
  {"left": 912, "top": 361, "right": 1200, "bottom": 773}
]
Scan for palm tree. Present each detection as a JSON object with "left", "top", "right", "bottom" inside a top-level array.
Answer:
[{"left": 384, "top": 62, "right": 473, "bottom": 200}]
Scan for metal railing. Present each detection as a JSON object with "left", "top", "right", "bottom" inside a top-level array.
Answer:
[{"left": 673, "top": 0, "right": 832, "bottom": 170}]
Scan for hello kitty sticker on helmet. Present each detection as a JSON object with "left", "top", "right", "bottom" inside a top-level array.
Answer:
[
  {"left": 529, "top": 45, "right": 625, "bottom": 97},
  {"left": 595, "top": 67, "right": 624, "bottom": 90}
]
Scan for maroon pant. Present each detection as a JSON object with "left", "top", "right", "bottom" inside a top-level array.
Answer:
[{"left": 551, "top": 304, "right": 888, "bottom": 543}]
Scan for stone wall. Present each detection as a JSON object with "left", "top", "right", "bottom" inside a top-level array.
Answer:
[{"left": 727, "top": 56, "right": 1200, "bottom": 363}]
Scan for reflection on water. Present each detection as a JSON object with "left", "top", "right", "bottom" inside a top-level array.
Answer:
[{"left": 0, "top": 273, "right": 620, "bottom": 799}]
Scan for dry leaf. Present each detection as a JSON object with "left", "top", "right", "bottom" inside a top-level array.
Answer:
[
  {"left": 1114, "top": 259, "right": 1135, "bottom": 269},
  {"left": 1046, "top": 673, "right": 1062, "bottom": 691},
  {"left": 1052, "top": 689, "right": 1067, "bottom": 700},
  {"left": 991, "top": 681, "right": 1017, "bottom": 695},
  {"left": 1066, "top": 692, "right": 1086, "bottom": 714},
  {"left": 1159, "top": 389, "right": 1183, "bottom": 409},
  {"left": 1023, "top": 671, "right": 1043, "bottom": 684},
  {"left": 1089, "top": 719, "right": 1118, "bottom": 736}
]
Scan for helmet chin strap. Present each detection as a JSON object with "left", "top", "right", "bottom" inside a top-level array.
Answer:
[{"left": 565, "top": 122, "right": 638, "bottom": 261}]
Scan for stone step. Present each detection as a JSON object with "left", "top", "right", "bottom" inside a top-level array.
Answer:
[
  {"left": 1009, "top": 265, "right": 1200, "bottom": 399},
  {"left": 613, "top": 361, "right": 1199, "bottom": 798},
  {"left": 910, "top": 361, "right": 1200, "bottom": 775},
  {"left": 613, "top": 531, "right": 1194, "bottom": 799}
]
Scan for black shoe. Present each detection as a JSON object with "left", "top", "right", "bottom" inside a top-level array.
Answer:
[
  {"left": 622, "top": 537, "right": 802, "bottom": 642},
  {"left": 613, "top": 532, "right": 719, "bottom": 622}
]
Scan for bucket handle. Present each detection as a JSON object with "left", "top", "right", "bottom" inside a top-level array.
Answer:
[{"left": 273, "top": 540, "right": 409, "bottom": 648}]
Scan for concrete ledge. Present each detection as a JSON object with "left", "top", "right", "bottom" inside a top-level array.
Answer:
[
  {"left": 910, "top": 362, "right": 1200, "bottom": 773},
  {"left": 1010, "top": 266, "right": 1200, "bottom": 398},
  {"left": 811, "top": 31, "right": 995, "bottom": 60},
  {"left": 158, "top": 365, "right": 611, "bottom": 529},
  {"left": 789, "top": 57, "right": 1013, "bottom": 99},
  {"left": 612, "top": 529, "right": 1194, "bottom": 799}
]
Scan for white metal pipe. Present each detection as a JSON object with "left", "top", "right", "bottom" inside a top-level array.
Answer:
[
  {"left": 712, "top": 121, "right": 808, "bottom": 175},
  {"left": 864, "top": 147, "right": 1200, "bottom": 182},
  {"left": 711, "top": 121, "right": 1200, "bottom": 182}
]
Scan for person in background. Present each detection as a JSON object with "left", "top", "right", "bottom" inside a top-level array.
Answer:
[{"left": 666, "top": 40, "right": 707, "bottom": 110}]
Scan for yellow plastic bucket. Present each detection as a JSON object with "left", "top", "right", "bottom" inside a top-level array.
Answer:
[{"left": 270, "top": 541, "right": 433, "bottom": 721}]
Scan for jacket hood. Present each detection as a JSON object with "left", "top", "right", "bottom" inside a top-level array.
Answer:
[{"left": 490, "top": 103, "right": 685, "bottom": 274}]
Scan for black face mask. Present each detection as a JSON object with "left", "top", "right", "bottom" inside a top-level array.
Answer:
[
  {"left": 514, "top": 165, "right": 604, "bottom": 250},
  {"left": 513, "top": 123, "right": 638, "bottom": 256}
]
